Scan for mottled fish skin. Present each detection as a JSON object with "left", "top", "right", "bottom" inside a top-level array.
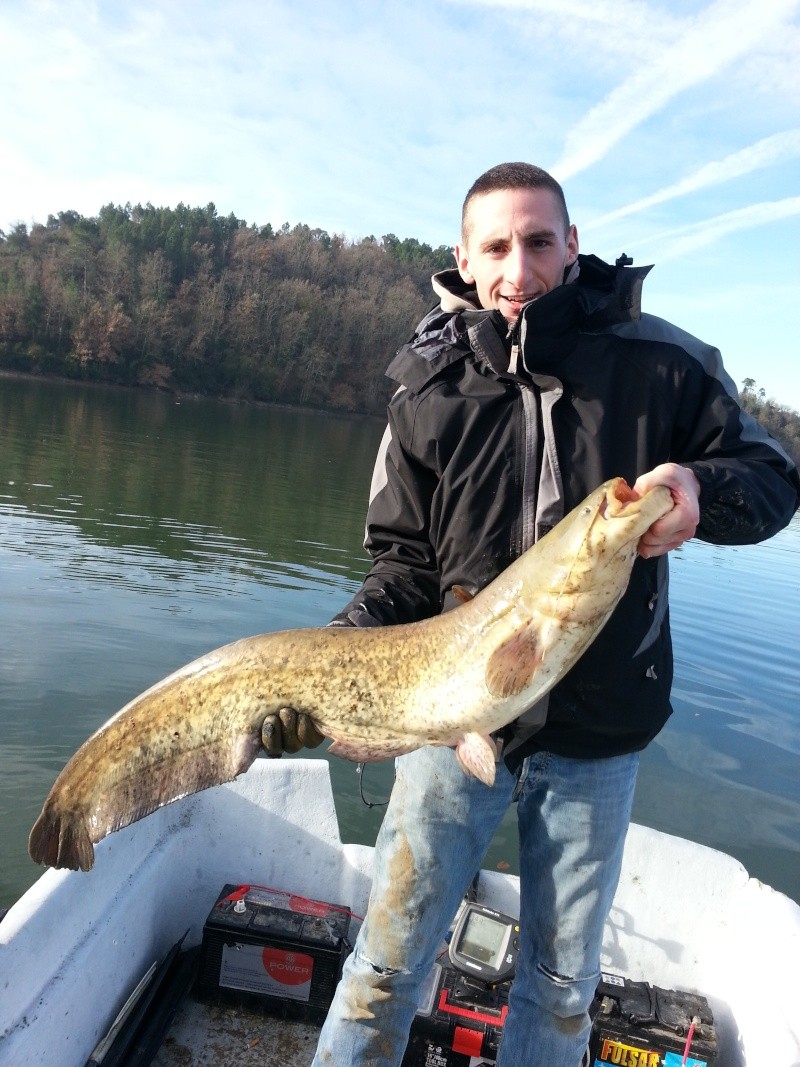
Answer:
[{"left": 28, "top": 478, "right": 672, "bottom": 871}]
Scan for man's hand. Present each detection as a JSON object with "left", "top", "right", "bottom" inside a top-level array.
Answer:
[
  {"left": 262, "top": 708, "right": 325, "bottom": 757},
  {"left": 633, "top": 463, "right": 701, "bottom": 558}
]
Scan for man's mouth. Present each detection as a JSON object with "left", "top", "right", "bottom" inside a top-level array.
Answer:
[{"left": 501, "top": 293, "right": 538, "bottom": 312}]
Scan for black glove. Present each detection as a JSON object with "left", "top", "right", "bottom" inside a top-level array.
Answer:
[{"left": 262, "top": 707, "right": 325, "bottom": 757}]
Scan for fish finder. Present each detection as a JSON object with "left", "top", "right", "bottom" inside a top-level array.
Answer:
[
  {"left": 448, "top": 901, "right": 519, "bottom": 985},
  {"left": 403, "top": 897, "right": 519, "bottom": 1064}
]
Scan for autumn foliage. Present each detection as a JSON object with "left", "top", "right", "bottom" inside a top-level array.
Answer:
[{"left": 0, "top": 203, "right": 452, "bottom": 415}]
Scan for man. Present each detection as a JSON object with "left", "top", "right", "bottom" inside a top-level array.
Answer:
[{"left": 265, "top": 162, "right": 800, "bottom": 1066}]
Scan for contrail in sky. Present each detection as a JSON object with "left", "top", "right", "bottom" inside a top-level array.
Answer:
[
  {"left": 582, "top": 130, "right": 800, "bottom": 231},
  {"left": 627, "top": 196, "right": 800, "bottom": 260}
]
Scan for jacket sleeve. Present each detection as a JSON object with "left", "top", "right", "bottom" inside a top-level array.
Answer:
[
  {"left": 673, "top": 351, "right": 800, "bottom": 544},
  {"left": 330, "top": 389, "right": 443, "bottom": 627}
]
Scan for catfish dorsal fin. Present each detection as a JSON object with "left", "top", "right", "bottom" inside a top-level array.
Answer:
[
  {"left": 452, "top": 585, "right": 475, "bottom": 604},
  {"left": 485, "top": 622, "right": 543, "bottom": 699}
]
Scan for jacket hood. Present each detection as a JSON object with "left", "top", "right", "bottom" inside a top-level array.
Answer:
[
  {"left": 430, "top": 268, "right": 482, "bottom": 314},
  {"left": 568, "top": 253, "right": 652, "bottom": 327}
]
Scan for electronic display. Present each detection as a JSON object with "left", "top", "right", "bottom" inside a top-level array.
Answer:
[{"left": 448, "top": 902, "right": 519, "bottom": 984}]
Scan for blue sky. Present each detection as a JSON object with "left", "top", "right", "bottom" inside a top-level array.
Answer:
[{"left": 2, "top": 0, "right": 799, "bottom": 408}]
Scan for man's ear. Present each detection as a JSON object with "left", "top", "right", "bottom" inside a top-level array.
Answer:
[
  {"left": 566, "top": 224, "right": 579, "bottom": 266},
  {"left": 454, "top": 242, "right": 475, "bottom": 284}
]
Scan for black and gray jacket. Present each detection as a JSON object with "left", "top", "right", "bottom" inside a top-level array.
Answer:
[{"left": 333, "top": 255, "right": 800, "bottom": 764}]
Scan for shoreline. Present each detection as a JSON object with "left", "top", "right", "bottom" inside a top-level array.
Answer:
[{"left": 0, "top": 367, "right": 386, "bottom": 424}]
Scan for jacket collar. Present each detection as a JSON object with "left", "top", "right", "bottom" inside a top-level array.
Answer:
[
  {"left": 430, "top": 254, "right": 651, "bottom": 327},
  {"left": 388, "top": 254, "right": 652, "bottom": 389}
]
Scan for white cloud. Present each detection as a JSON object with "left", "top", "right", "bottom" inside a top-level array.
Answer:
[{"left": 455, "top": 0, "right": 682, "bottom": 60}]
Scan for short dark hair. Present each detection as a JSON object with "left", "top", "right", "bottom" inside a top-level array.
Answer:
[{"left": 461, "top": 162, "right": 570, "bottom": 242}]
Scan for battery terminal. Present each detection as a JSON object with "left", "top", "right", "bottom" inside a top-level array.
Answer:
[{"left": 682, "top": 1014, "right": 701, "bottom": 1064}]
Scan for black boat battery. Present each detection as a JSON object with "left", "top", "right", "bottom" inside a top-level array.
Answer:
[
  {"left": 195, "top": 884, "right": 351, "bottom": 1022},
  {"left": 589, "top": 972, "right": 718, "bottom": 1067}
]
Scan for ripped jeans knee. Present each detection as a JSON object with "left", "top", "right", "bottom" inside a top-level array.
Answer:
[
  {"left": 530, "top": 961, "right": 600, "bottom": 1020},
  {"left": 334, "top": 947, "right": 408, "bottom": 1023},
  {"left": 494, "top": 962, "right": 594, "bottom": 1066}
]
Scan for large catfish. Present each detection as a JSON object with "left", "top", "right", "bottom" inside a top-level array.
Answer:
[{"left": 29, "top": 477, "right": 672, "bottom": 871}]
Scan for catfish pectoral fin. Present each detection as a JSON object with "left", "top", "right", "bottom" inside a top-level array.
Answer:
[{"left": 485, "top": 623, "right": 543, "bottom": 699}]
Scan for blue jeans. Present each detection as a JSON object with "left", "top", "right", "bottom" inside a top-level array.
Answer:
[{"left": 312, "top": 745, "right": 639, "bottom": 1067}]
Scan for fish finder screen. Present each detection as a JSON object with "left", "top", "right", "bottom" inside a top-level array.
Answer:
[{"left": 459, "top": 911, "right": 508, "bottom": 967}]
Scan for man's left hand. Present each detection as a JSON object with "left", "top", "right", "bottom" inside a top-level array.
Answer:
[
  {"left": 633, "top": 463, "right": 701, "bottom": 558},
  {"left": 262, "top": 708, "right": 325, "bottom": 757}
]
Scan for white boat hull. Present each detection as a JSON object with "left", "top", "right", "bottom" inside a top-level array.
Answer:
[{"left": 1, "top": 758, "right": 798, "bottom": 1066}]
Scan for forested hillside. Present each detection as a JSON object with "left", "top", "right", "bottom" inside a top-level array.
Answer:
[
  {"left": 1, "top": 203, "right": 798, "bottom": 466},
  {"left": 739, "top": 381, "right": 800, "bottom": 467},
  {"left": 0, "top": 203, "right": 452, "bottom": 415}
]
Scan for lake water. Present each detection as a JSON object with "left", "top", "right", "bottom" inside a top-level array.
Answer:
[{"left": 1, "top": 374, "right": 798, "bottom": 909}]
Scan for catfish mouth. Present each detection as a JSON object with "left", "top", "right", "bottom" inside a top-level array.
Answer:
[{"left": 599, "top": 478, "right": 639, "bottom": 519}]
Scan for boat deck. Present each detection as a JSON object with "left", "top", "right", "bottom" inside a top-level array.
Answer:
[{"left": 154, "top": 995, "right": 320, "bottom": 1067}]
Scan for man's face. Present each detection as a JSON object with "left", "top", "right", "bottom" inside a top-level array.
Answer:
[{"left": 455, "top": 187, "right": 579, "bottom": 325}]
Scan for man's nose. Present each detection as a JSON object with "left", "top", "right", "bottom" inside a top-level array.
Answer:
[{"left": 504, "top": 242, "right": 530, "bottom": 287}]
